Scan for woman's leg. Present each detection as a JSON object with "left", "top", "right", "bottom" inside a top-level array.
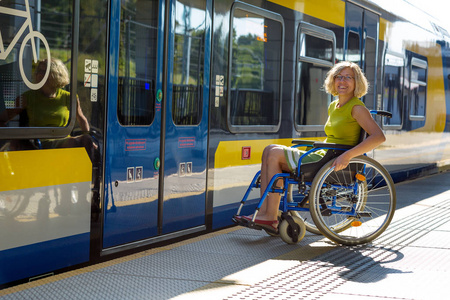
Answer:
[{"left": 257, "top": 144, "right": 290, "bottom": 221}]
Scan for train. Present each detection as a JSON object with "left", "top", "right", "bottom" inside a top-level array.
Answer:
[{"left": 1, "top": 0, "right": 450, "bottom": 288}]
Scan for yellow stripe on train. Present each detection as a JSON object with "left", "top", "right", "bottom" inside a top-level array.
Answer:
[
  {"left": 270, "top": 0, "right": 394, "bottom": 41},
  {"left": 0, "top": 148, "right": 92, "bottom": 192},
  {"left": 269, "top": 0, "right": 345, "bottom": 27},
  {"left": 214, "top": 138, "right": 325, "bottom": 169}
]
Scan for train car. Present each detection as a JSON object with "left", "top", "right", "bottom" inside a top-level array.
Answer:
[{"left": 1, "top": 0, "right": 449, "bottom": 288}]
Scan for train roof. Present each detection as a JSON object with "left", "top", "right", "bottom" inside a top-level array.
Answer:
[{"left": 362, "top": 0, "right": 450, "bottom": 40}]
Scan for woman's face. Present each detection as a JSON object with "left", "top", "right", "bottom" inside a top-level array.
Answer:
[
  {"left": 35, "top": 61, "right": 55, "bottom": 89},
  {"left": 334, "top": 67, "right": 355, "bottom": 98},
  {"left": 35, "top": 62, "right": 48, "bottom": 84}
]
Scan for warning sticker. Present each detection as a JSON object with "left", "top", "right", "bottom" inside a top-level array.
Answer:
[
  {"left": 84, "top": 74, "right": 91, "bottom": 87},
  {"left": 85, "top": 59, "right": 92, "bottom": 73},
  {"left": 91, "top": 74, "right": 98, "bottom": 88},
  {"left": 125, "top": 139, "right": 147, "bottom": 151},
  {"left": 90, "top": 88, "right": 98, "bottom": 102},
  {"left": 91, "top": 60, "right": 99, "bottom": 73},
  {"left": 178, "top": 137, "right": 195, "bottom": 148},
  {"left": 127, "top": 167, "right": 135, "bottom": 182},
  {"left": 136, "top": 166, "right": 143, "bottom": 181}
]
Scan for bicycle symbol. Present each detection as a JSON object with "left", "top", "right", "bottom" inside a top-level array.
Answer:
[{"left": 0, "top": 0, "right": 51, "bottom": 90}]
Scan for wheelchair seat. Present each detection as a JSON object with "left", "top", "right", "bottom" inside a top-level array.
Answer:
[{"left": 292, "top": 143, "right": 350, "bottom": 182}]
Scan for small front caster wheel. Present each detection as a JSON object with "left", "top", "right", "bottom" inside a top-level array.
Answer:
[{"left": 279, "top": 216, "right": 306, "bottom": 244}]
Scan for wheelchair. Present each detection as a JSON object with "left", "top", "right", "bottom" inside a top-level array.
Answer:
[{"left": 232, "top": 110, "right": 396, "bottom": 246}]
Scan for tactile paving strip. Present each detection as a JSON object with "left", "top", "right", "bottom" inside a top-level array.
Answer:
[
  {"left": 375, "top": 200, "right": 450, "bottom": 246},
  {"left": 0, "top": 272, "right": 208, "bottom": 300},
  {"left": 223, "top": 197, "right": 450, "bottom": 300},
  {"left": 95, "top": 248, "right": 272, "bottom": 282}
]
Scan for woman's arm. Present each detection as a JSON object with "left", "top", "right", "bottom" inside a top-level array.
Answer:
[
  {"left": 332, "top": 105, "right": 386, "bottom": 171},
  {"left": 76, "top": 96, "right": 90, "bottom": 132}
]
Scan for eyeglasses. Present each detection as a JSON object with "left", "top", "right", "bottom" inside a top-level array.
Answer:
[{"left": 334, "top": 75, "right": 354, "bottom": 82}]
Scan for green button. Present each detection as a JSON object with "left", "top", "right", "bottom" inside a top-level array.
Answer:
[
  {"left": 154, "top": 157, "right": 160, "bottom": 170},
  {"left": 157, "top": 89, "right": 163, "bottom": 102}
]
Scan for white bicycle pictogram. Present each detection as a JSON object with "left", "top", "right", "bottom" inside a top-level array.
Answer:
[{"left": 0, "top": 0, "right": 51, "bottom": 90}]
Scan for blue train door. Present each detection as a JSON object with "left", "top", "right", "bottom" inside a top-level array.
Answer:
[
  {"left": 161, "top": 0, "right": 210, "bottom": 234},
  {"left": 103, "top": 0, "right": 210, "bottom": 249},
  {"left": 103, "top": 0, "right": 164, "bottom": 248},
  {"left": 345, "top": 2, "right": 379, "bottom": 108}
]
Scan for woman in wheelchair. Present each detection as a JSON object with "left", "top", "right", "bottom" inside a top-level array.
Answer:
[{"left": 236, "top": 61, "right": 386, "bottom": 233}]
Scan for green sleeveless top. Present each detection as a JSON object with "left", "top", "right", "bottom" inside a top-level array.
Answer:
[
  {"left": 25, "top": 88, "right": 70, "bottom": 127},
  {"left": 324, "top": 97, "right": 365, "bottom": 146}
]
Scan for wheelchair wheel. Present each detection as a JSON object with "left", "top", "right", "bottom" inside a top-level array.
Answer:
[
  {"left": 309, "top": 155, "right": 396, "bottom": 246},
  {"left": 279, "top": 215, "right": 306, "bottom": 244},
  {"left": 287, "top": 184, "right": 321, "bottom": 235}
]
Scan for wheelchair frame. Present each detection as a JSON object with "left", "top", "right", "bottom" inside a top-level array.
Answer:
[{"left": 233, "top": 111, "right": 396, "bottom": 246}]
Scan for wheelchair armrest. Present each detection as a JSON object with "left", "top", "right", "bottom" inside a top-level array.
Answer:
[
  {"left": 370, "top": 110, "right": 392, "bottom": 118},
  {"left": 313, "top": 142, "right": 353, "bottom": 150},
  {"left": 291, "top": 139, "right": 315, "bottom": 146}
]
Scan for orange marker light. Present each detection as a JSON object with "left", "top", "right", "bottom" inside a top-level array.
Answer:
[
  {"left": 355, "top": 174, "right": 366, "bottom": 181},
  {"left": 351, "top": 220, "right": 362, "bottom": 227}
]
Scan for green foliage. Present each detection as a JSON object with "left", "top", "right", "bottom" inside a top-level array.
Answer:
[{"left": 231, "top": 33, "right": 264, "bottom": 89}]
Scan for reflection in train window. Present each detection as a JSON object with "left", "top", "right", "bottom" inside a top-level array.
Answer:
[
  {"left": 295, "top": 22, "right": 335, "bottom": 132},
  {"left": 172, "top": 0, "right": 206, "bottom": 126},
  {"left": 0, "top": 0, "right": 73, "bottom": 130},
  {"left": 409, "top": 58, "right": 427, "bottom": 121},
  {"left": 364, "top": 37, "right": 376, "bottom": 108},
  {"left": 347, "top": 31, "right": 360, "bottom": 65},
  {"left": 228, "top": 4, "right": 284, "bottom": 132},
  {"left": 117, "top": 0, "right": 158, "bottom": 126},
  {"left": 382, "top": 53, "right": 404, "bottom": 128}
]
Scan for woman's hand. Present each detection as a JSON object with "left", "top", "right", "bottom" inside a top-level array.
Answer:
[{"left": 332, "top": 152, "right": 351, "bottom": 171}]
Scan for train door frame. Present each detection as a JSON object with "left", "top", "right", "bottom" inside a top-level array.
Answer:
[{"left": 345, "top": 1, "right": 380, "bottom": 109}]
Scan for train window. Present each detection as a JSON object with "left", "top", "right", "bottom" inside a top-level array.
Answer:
[
  {"left": 117, "top": 0, "right": 158, "bottom": 126},
  {"left": 347, "top": 31, "right": 360, "bottom": 65},
  {"left": 227, "top": 2, "right": 284, "bottom": 133},
  {"left": 409, "top": 58, "right": 427, "bottom": 121},
  {"left": 382, "top": 52, "right": 404, "bottom": 128},
  {"left": 172, "top": 0, "right": 206, "bottom": 126},
  {"left": 0, "top": 0, "right": 76, "bottom": 138},
  {"left": 364, "top": 37, "right": 376, "bottom": 109},
  {"left": 295, "top": 22, "right": 335, "bottom": 132},
  {"left": 301, "top": 35, "right": 333, "bottom": 61}
]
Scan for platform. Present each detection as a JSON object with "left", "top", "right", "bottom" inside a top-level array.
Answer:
[{"left": 1, "top": 171, "right": 450, "bottom": 300}]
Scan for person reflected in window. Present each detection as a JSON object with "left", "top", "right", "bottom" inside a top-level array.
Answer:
[
  {"left": 236, "top": 61, "right": 386, "bottom": 233},
  {"left": 26, "top": 58, "right": 89, "bottom": 129},
  {"left": 7, "top": 58, "right": 96, "bottom": 155}
]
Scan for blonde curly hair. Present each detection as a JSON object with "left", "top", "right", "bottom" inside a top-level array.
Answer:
[
  {"left": 35, "top": 58, "right": 70, "bottom": 89},
  {"left": 323, "top": 61, "right": 369, "bottom": 98}
]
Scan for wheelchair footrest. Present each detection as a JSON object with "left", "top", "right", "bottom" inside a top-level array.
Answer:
[
  {"left": 232, "top": 215, "right": 278, "bottom": 235},
  {"left": 232, "top": 216, "right": 262, "bottom": 231}
]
